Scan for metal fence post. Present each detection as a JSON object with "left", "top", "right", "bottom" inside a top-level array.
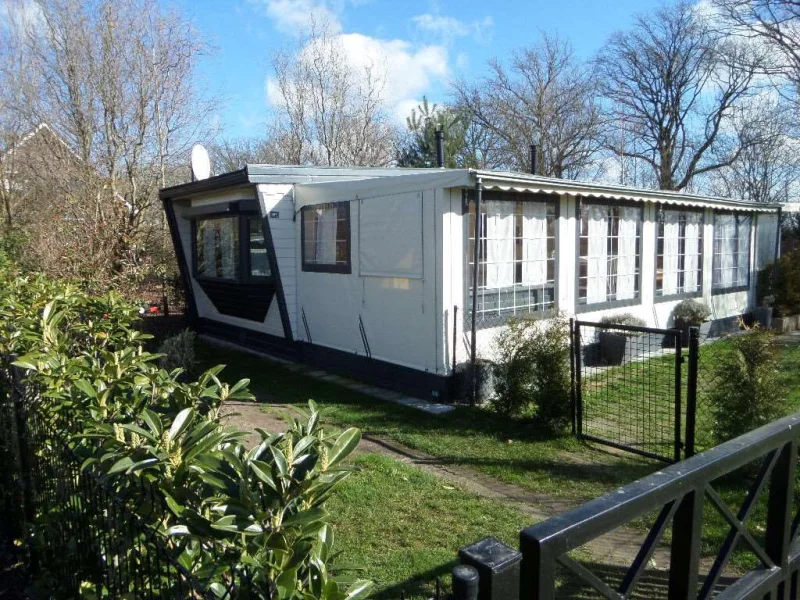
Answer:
[
  {"left": 668, "top": 489, "right": 703, "bottom": 599},
  {"left": 764, "top": 439, "right": 797, "bottom": 596},
  {"left": 569, "top": 318, "right": 576, "bottom": 436},
  {"left": 685, "top": 327, "right": 699, "bottom": 459},
  {"left": 452, "top": 565, "right": 479, "bottom": 600},
  {"left": 673, "top": 331, "right": 683, "bottom": 464},
  {"left": 10, "top": 359, "right": 39, "bottom": 574},
  {"left": 574, "top": 322, "right": 583, "bottom": 439}
]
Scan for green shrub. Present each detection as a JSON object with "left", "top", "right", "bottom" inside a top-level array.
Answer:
[
  {"left": 758, "top": 250, "right": 800, "bottom": 317},
  {"left": 598, "top": 313, "right": 646, "bottom": 329},
  {"left": 711, "top": 328, "right": 786, "bottom": 444},
  {"left": 157, "top": 328, "right": 197, "bottom": 378},
  {"left": 672, "top": 299, "right": 711, "bottom": 325},
  {"left": 0, "top": 268, "right": 372, "bottom": 599},
  {"left": 492, "top": 316, "right": 571, "bottom": 431}
]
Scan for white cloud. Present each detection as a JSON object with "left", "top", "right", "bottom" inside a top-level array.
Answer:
[
  {"left": 413, "top": 14, "right": 469, "bottom": 37},
  {"left": 266, "top": 31, "right": 449, "bottom": 124},
  {"left": 0, "top": 0, "right": 43, "bottom": 35},
  {"left": 412, "top": 13, "right": 493, "bottom": 45},
  {"left": 249, "top": 0, "right": 343, "bottom": 36}
]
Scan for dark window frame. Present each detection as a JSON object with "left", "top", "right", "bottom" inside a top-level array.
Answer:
[
  {"left": 575, "top": 198, "right": 644, "bottom": 313},
  {"left": 301, "top": 201, "right": 352, "bottom": 274},
  {"left": 191, "top": 209, "right": 273, "bottom": 284},
  {"left": 711, "top": 210, "right": 753, "bottom": 295},
  {"left": 654, "top": 205, "right": 705, "bottom": 303},
  {"left": 464, "top": 190, "right": 559, "bottom": 327}
]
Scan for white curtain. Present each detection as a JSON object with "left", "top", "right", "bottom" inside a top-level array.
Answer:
[
  {"left": 201, "top": 222, "right": 215, "bottom": 276},
  {"left": 486, "top": 201, "right": 515, "bottom": 289},
  {"left": 315, "top": 206, "right": 338, "bottom": 265},
  {"left": 587, "top": 205, "right": 608, "bottom": 303},
  {"left": 616, "top": 206, "right": 639, "bottom": 300},
  {"left": 736, "top": 215, "right": 752, "bottom": 286},
  {"left": 219, "top": 218, "right": 237, "bottom": 278},
  {"left": 521, "top": 202, "right": 547, "bottom": 285},
  {"left": 684, "top": 213, "right": 702, "bottom": 292},
  {"left": 662, "top": 212, "right": 680, "bottom": 295},
  {"left": 716, "top": 214, "right": 736, "bottom": 288}
]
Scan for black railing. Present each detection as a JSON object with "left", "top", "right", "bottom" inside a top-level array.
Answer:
[
  {"left": 454, "top": 410, "right": 800, "bottom": 599},
  {"left": 0, "top": 364, "right": 258, "bottom": 598}
]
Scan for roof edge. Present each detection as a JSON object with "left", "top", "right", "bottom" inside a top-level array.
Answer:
[{"left": 159, "top": 168, "right": 249, "bottom": 201}]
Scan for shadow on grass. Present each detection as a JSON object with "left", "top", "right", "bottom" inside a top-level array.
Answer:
[{"left": 196, "top": 340, "right": 659, "bottom": 497}]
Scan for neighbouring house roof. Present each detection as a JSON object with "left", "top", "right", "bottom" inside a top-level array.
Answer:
[{"left": 160, "top": 164, "right": 781, "bottom": 213}]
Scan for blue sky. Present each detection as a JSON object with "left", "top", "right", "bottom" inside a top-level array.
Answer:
[{"left": 176, "top": 0, "right": 667, "bottom": 139}]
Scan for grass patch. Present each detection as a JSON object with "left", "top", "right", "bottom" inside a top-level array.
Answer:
[
  {"left": 329, "top": 453, "right": 531, "bottom": 599},
  {"left": 196, "top": 342, "right": 658, "bottom": 503},
  {"left": 581, "top": 336, "right": 800, "bottom": 454}
]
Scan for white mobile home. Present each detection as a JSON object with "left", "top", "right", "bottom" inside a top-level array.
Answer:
[{"left": 160, "top": 166, "right": 781, "bottom": 401}]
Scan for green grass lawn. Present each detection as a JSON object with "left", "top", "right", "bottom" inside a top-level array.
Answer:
[
  {"left": 580, "top": 336, "right": 800, "bottom": 455},
  {"left": 329, "top": 454, "right": 531, "bottom": 599},
  {"left": 196, "top": 342, "right": 658, "bottom": 504},
  {"left": 195, "top": 337, "right": 800, "bottom": 589}
]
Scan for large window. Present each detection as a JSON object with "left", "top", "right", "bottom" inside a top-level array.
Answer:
[
  {"left": 467, "top": 193, "right": 557, "bottom": 323},
  {"left": 656, "top": 208, "right": 703, "bottom": 297},
  {"left": 302, "top": 202, "right": 351, "bottom": 273},
  {"left": 578, "top": 202, "right": 642, "bottom": 307},
  {"left": 713, "top": 212, "right": 752, "bottom": 292},
  {"left": 194, "top": 214, "right": 271, "bottom": 281}
]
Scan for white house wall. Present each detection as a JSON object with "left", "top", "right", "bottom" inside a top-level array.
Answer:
[
  {"left": 256, "top": 184, "right": 297, "bottom": 338},
  {"left": 446, "top": 193, "right": 770, "bottom": 369},
  {"left": 296, "top": 189, "right": 440, "bottom": 374}
]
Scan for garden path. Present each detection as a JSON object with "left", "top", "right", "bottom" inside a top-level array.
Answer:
[{"left": 219, "top": 399, "right": 677, "bottom": 571}]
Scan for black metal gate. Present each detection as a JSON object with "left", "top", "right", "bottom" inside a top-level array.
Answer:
[{"left": 571, "top": 319, "right": 684, "bottom": 463}]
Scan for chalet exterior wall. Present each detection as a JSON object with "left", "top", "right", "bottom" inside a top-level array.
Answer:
[{"left": 161, "top": 166, "right": 781, "bottom": 401}]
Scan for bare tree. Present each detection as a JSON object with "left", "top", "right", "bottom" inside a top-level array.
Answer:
[
  {"left": 208, "top": 135, "right": 287, "bottom": 173},
  {"left": 707, "top": 96, "right": 800, "bottom": 202},
  {"left": 597, "top": 1, "right": 762, "bottom": 191},
  {"left": 453, "top": 33, "right": 603, "bottom": 178},
  {"left": 713, "top": 0, "right": 800, "bottom": 105},
  {"left": 269, "top": 22, "right": 396, "bottom": 167},
  {"left": 4, "top": 0, "right": 214, "bottom": 282}
]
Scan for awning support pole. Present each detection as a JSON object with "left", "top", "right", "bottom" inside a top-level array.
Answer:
[{"left": 470, "top": 178, "right": 483, "bottom": 405}]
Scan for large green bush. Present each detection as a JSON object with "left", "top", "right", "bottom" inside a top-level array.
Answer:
[
  {"left": 758, "top": 249, "right": 800, "bottom": 316},
  {"left": 492, "top": 316, "right": 571, "bottom": 431},
  {"left": 0, "top": 264, "right": 372, "bottom": 599},
  {"left": 711, "top": 328, "right": 786, "bottom": 444}
]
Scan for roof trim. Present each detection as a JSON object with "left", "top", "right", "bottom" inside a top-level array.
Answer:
[
  {"left": 158, "top": 164, "right": 781, "bottom": 213},
  {"left": 472, "top": 170, "right": 780, "bottom": 212},
  {"left": 159, "top": 169, "right": 249, "bottom": 200}
]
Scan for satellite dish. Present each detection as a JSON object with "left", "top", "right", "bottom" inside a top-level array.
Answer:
[{"left": 190, "top": 143, "right": 211, "bottom": 181}]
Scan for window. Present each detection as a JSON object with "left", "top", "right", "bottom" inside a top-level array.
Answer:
[
  {"left": 713, "top": 213, "right": 751, "bottom": 292},
  {"left": 193, "top": 214, "right": 270, "bottom": 281},
  {"left": 467, "top": 193, "right": 557, "bottom": 323},
  {"left": 196, "top": 216, "right": 240, "bottom": 279},
  {"left": 656, "top": 208, "right": 703, "bottom": 297},
  {"left": 302, "top": 202, "right": 351, "bottom": 273},
  {"left": 248, "top": 216, "right": 271, "bottom": 277},
  {"left": 578, "top": 202, "right": 642, "bottom": 307}
]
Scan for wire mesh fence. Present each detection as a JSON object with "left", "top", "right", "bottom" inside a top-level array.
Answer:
[
  {"left": 0, "top": 363, "right": 259, "bottom": 598},
  {"left": 573, "top": 320, "right": 683, "bottom": 463}
]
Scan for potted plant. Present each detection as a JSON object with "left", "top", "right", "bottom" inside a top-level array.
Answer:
[
  {"left": 672, "top": 299, "right": 712, "bottom": 346},
  {"left": 598, "top": 313, "right": 647, "bottom": 365},
  {"left": 753, "top": 295, "right": 775, "bottom": 330},
  {"left": 453, "top": 359, "right": 495, "bottom": 404}
]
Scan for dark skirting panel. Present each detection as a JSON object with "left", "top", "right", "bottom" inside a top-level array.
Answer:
[
  {"left": 197, "top": 280, "right": 275, "bottom": 322},
  {"left": 197, "top": 318, "right": 298, "bottom": 360},
  {"left": 195, "top": 317, "right": 453, "bottom": 402}
]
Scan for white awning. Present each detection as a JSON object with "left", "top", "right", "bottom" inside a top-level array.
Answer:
[{"left": 292, "top": 168, "right": 780, "bottom": 213}]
